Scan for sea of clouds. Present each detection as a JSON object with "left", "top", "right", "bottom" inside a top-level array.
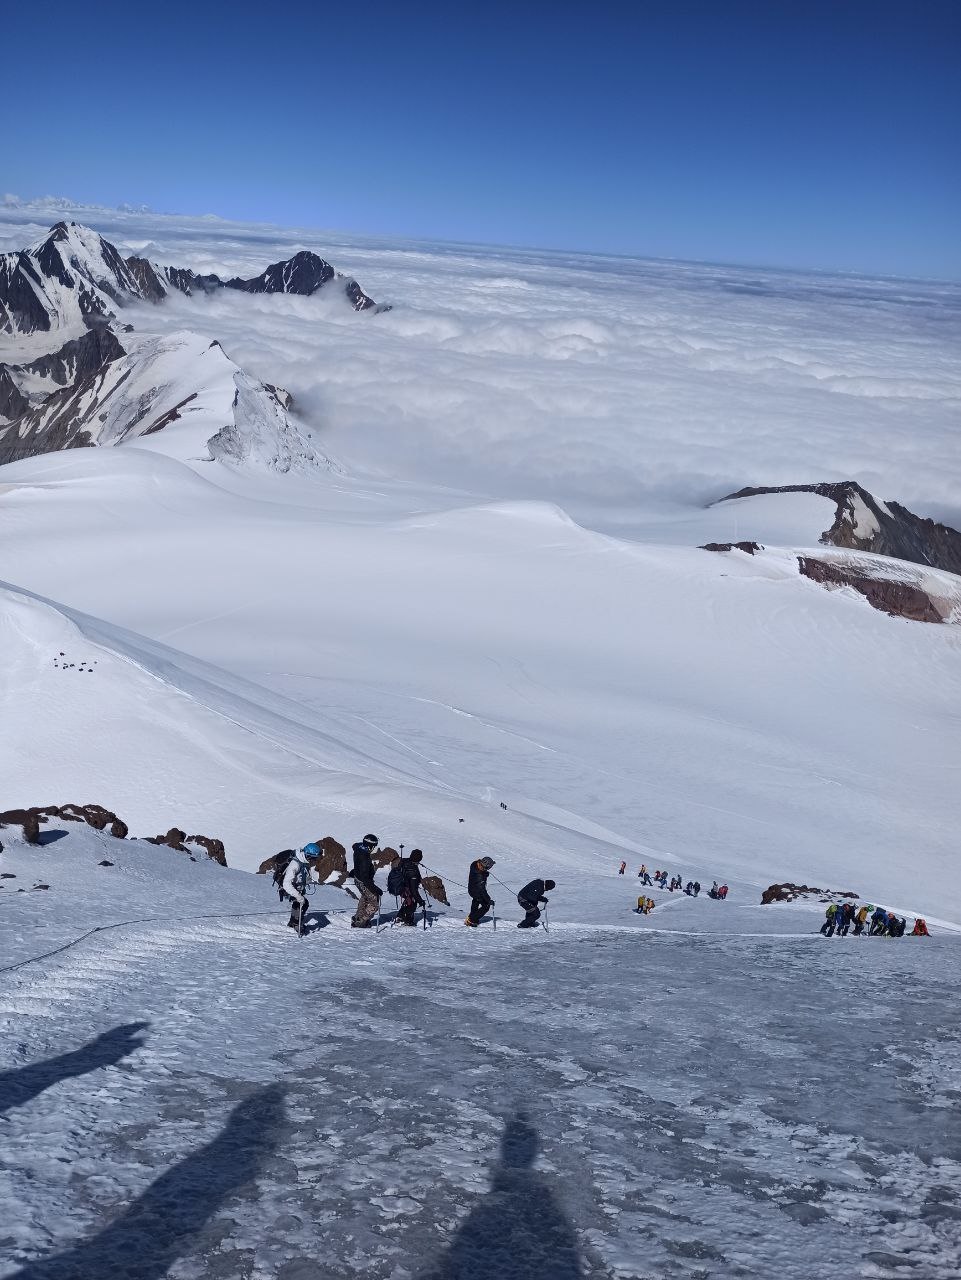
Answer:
[{"left": 3, "top": 200, "right": 960, "bottom": 528}]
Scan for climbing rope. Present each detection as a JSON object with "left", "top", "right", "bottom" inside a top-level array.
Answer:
[{"left": 0, "top": 908, "right": 289, "bottom": 978}]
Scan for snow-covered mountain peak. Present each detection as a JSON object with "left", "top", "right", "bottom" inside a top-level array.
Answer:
[{"left": 35, "top": 220, "right": 133, "bottom": 285}]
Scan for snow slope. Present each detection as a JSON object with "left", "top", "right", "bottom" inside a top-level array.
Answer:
[
  {"left": 1, "top": 446, "right": 959, "bottom": 923},
  {"left": 1, "top": 824, "right": 959, "bottom": 1280}
]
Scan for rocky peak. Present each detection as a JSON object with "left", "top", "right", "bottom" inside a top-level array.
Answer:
[
  {"left": 224, "top": 250, "right": 336, "bottom": 295},
  {"left": 720, "top": 481, "right": 961, "bottom": 577}
]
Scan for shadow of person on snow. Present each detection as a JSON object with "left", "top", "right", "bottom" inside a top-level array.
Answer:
[
  {"left": 421, "top": 1110, "right": 585, "bottom": 1279},
  {"left": 8, "top": 1085, "right": 285, "bottom": 1280},
  {"left": 0, "top": 1022, "right": 149, "bottom": 1117},
  {"left": 302, "top": 910, "right": 331, "bottom": 931}
]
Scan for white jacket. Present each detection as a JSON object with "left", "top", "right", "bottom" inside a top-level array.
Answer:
[{"left": 282, "top": 852, "right": 319, "bottom": 905}]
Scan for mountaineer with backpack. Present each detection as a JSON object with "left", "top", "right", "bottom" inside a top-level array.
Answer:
[
  {"left": 869, "top": 906, "right": 887, "bottom": 936},
  {"left": 466, "top": 856, "right": 495, "bottom": 927},
  {"left": 390, "top": 848, "right": 426, "bottom": 926},
  {"left": 280, "top": 844, "right": 323, "bottom": 932},
  {"left": 350, "top": 833, "right": 382, "bottom": 929},
  {"left": 517, "top": 878, "right": 555, "bottom": 928}
]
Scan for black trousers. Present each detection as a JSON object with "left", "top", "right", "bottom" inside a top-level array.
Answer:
[
  {"left": 397, "top": 887, "right": 420, "bottom": 924},
  {"left": 468, "top": 891, "right": 492, "bottom": 925},
  {"left": 518, "top": 898, "right": 541, "bottom": 928}
]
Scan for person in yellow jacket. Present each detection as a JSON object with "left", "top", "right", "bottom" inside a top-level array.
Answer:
[{"left": 853, "top": 904, "right": 869, "bottom": 936}]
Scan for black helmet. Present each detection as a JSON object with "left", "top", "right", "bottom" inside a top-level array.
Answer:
[
  {"left": 544, "top": 879, "right": 556, "bottom": 891},
  {"left": 410, "top": 849, "right": 424, "bottom": 862},
  {"left": 363, "top": 833, "right": 378, "bottom": 846},
  {"left": 480, "top": 856, "right": 495, "bottom": 869}
]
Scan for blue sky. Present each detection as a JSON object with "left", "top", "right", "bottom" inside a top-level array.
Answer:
[{"left": 4, "top": 0, "right": 959, "bottom": 276}]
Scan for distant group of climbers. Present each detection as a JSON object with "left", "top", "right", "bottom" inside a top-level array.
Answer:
[
  {"left": 275, "top": 836, "right": 556, "bottom": 933},
  {"left": 621, "top": 863, "right": 730, "bottom": 905},
  {"left": 820, "top": 901, "right": 930, "bottom": 938}
]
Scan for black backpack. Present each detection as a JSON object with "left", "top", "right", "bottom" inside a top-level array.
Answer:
[
  {"left": 387, "top": 861, "right": 405, "bottom": 896},
  {"left": 272, "top": 850, "right": 297, "bottom": 895}
]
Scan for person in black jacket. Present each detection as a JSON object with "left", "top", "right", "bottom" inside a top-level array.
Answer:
[
  {"left": 396, "top": 849, "right": 426, "bottom": 926},
  {"left": 466, "top": 856, "right": 496, "bottom": 927},
  {"left": 517, "top": 878, "right": 555, "bottom": 928},
  {"left": 350, "top": 833, "right": 382, "bottom": 928}
]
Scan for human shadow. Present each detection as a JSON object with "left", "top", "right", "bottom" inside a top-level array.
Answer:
[
  {"left": 0, "top": 1022, "right": 149, "bottom": 1117},
  {"left": 9, "top": 1085, "right": 284, "bottom": 1280},
  {"left": 303, "top": 910, "right": 331, "bottom": 931},
  {"left": 421, "top": 1111, "right": 585, "bottom": 1279}
]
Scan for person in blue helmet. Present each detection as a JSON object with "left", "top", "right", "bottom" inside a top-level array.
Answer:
[{"left": 282, "top": 843, "right": 323, "bottom": 932}]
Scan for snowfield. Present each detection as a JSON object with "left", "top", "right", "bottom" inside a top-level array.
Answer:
[
  {"left": 1, "top": 203, "right": 960, "bottom": 1278},
  {"left": 1, "top": 828, "right": 960, "bottom": 1280}
]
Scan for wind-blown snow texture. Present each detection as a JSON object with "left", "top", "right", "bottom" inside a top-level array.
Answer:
[{"left": 2, "top": 829, "right": 960, "bottom": 1280}]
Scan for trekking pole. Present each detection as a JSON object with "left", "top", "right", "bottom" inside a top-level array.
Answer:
[
  {"left": 541, "top": 904, "right": 550, "bottom": 935},
  {"left": 423, "top": 893, "right": 432, "bottom": 930}
]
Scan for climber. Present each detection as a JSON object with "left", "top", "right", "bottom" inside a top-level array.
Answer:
[
  {"left": 466, "top": 856, "right": 495, "bottom": 926},
  {"left": 638, "top": 864, "right": 653, "bottom": 886},
  {"left": 517, "top": 878, "right": 555, "bottom": 928},
  {"left": 837, "top": 902, "right": 856, "bottom": 937},
  {"left": 820, "top": 904, "right": 837, "bottom": 937},
  {"left": 911, "top": 917, "right": 930, "bottom": 937},
  {"left": 854, "top": 904, "right": 870, "bottom": 936},
  {"left": 618, "top": 860, "right": 627, "bottom": 875},
  {"left": 869, "top": 906, "right": 887, "bottom": 936},
  {"left": 395, "top": 848, "right": 426, "bottom": 926},
  {"left": 350, "top": 833, "right": 382, "bottom": 928},
  {"left": 281, "top": 843, "right": 323, "bottom": 932}
]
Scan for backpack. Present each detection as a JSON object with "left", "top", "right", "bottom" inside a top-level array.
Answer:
[
  {"left": 271, "top": 849, "right": 297, "bottom": 892},
  {"left": 387, "top": 861, "right": 405, "bottom": 896}
]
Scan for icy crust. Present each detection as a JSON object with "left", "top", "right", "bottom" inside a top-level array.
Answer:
[{"left": 1, "top": 827, "right": 960, "bottom": 1280}]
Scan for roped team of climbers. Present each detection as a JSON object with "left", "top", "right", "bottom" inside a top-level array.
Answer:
[
  {"left": 277, "top": 837, "right": 557, "bottom": 933},
  {"left": 820, "top": 901, "right": 929, "bottom": 938},
  {"left": 276, "top": 835, "right": 932, "bottom": 939}
]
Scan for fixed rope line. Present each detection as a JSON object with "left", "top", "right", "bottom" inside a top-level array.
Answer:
[{"left": 0, "top": 907, "right": 292, "bottom": 978}]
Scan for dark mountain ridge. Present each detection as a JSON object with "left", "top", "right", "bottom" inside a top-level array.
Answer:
[{"left": 0, "top": 221, "right": 388, "bottom": 335}]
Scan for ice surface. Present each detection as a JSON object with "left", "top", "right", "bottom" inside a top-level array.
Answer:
[{"left": 1, "top": 829, "right": 959, "bottom": 1279}]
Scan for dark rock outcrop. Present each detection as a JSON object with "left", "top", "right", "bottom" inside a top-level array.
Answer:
[
  {"left": 0, "top": 251, "right": 57, "bottom": 333},
  {"left": 797, "top": 556, "right": 947, "bottom": 624},
  {"left": 761, "top": 882, "right": 858, "bottom": 905},
  {"left": 700, "top": 541, "right": 762, "bottom": 555},
  {"left": 0, "top": 803, "right": 129, "bottom": 843},
  {"left": 720, "top": 481, "right": 961, "bottom": 577},
  {"left": 0, "top": 365, "right": 29, "bottom": 421},
  {"left": 421, "top": 874, "right": 450, "bottom": 906},
  {"left": 18, "top": 323, "right": 125, "bottom": 387},
  {"left": 144, "top": 828, "right": 227, "bottom": 866}
]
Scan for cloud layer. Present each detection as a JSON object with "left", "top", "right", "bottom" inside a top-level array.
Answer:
[{"left": 4, "top": 201, "right": 960, "bottom": 528}]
